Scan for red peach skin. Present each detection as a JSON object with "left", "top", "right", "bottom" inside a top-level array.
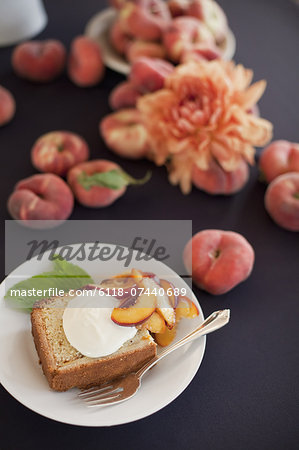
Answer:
[
  {"left": 120, "top": 0, "right": 171, "bottom": 41},
  {"left": 259, "top": 140, "right": 299, "bottom": 183},
  {"left": 264, "top": 173, "right": 299, "bottom": 232},
  {"left": 0, "top": 86, "right": 16, "bottom": 126},
  {"left": 163, "top": 17, "right": 214, "bottom": 62},
  {"left": 126, "top": 40, "right": 166, "bottom": 63},
  {"left": 130, "top": 57, "right": 174, "bottom": 93},
  {"left": 110, "top": 20, "right": 132, "bottom": 55},
  {"left": 67, "top": 160, "right": 126, "bottom": 208},
  {"left": 7, "top": 174, "right": 74, "bottom": 228},
  {"left": 183, "top": 230, "right": 255, "bottom": 295},
  {"left": 31, "top": 131, "right": 90, "bottom": 176},
  {"left": 100, "top": 109, "right": 150, "bottom": 159},
  {"left": 168, "top": 1, "right": 228, "bottom": 44},
  {"left": 109, "top": 81, "right": 142, "bottom": 110},
  {"left": 12, "top": 40, "right": 66, "bottom": 82},
  {"left": 109, "top": 0, "right": 126, "bottom": 9},
  {"left": 186, "top": 0, "right": 209, "bottom": 21},
  {"left": 68, "top": 36, "right": 104, "bottom": 87},
  {"left": 167, "top": 0, "right": 189, "bottom": 17},
  {"left": 181, "top": 42, "right": 221, "bottom": 62},
  {"left": 192, "top": 158, "right": 249, "bottom": 195}
]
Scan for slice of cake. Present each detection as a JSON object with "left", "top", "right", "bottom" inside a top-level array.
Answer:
[{"left": 31, "top": 296, "right": 157, "bottom": 392}]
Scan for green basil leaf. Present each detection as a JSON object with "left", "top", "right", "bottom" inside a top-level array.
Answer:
[
  {"left": 77, "top": 169, "right": 151, "bottom": 191},
  {"left": 4, "top": 255, "right": 94, "bottom": 312}
]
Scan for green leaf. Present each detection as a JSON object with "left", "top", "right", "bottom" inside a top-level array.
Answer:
[
  {"left": 4, "top": 255, "right": 94, "bottom": 312},
  {"left": 77, "top": 169, "right": 151, "bottom": 191}
]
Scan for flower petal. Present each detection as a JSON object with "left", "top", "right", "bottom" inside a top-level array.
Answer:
[
  {"left": 136, "top": 60, "right": 272, "bottom": 194},
  {"left": 235, "top": 80, "right": 267, "bottom": 110}
]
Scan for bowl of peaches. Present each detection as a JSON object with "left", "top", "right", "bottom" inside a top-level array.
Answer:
[{"left": 85, "top": 0, "right": 236, "bottom": 75}]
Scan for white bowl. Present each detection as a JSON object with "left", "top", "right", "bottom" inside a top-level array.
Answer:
[{"left": 0, "top": 0, "right": 47, "bottom": 47}]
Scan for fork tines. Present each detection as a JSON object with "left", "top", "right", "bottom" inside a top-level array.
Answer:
[{"left": 79, "top": 384, "right": 124, "bottom": 406}]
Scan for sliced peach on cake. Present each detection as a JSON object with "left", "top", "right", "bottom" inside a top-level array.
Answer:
[
  {"left": 159, "top": 279, "right": 178, "bottom": 308},
  {"left": 176, "top": 296, "right": 199, "bottom": 321},
  {"left": 143, "top": 277, "right": 176, "bottom": 329},
  {"left": 154, "top": 324, "right": 177, "bottom": 347},
  {"left": 142, "top": 311, "right": 166, "bottom": 333},
  {"left": 111, "top": 293, "right": 156, "bottom": 326},
  {"left": 131, "top": 268, "right": 145, "bottom": 285},
  {"left": 156, "top": 306, "right": 176, "bottom": 329},
  {"left": 101, "top": 277, "right": 136, "bottom": 290},
  {"left": 101, "top": 268, "right": 143, "bottom": 294},
  {"left": 156, "top": 289, "right": 176, "bottom": 329}
]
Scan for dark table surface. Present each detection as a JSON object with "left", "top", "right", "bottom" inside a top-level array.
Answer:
[{"left": 0, "top": 1, "right": 299, "bottom": 449}]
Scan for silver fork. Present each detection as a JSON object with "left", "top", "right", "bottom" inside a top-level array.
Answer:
[{"left": 78, "top": 309, "right": 230, "bottom": 407}]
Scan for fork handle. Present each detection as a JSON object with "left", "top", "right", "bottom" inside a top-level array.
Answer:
[{"left": 136, "top": 309, "right": 230, "bottom": 378}]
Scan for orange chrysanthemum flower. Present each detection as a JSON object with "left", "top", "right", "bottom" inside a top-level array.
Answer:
[{"left": 138, "top": 60, "right": 273, "bottom": 193}]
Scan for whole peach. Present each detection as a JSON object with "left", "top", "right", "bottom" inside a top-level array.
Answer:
[
  {"left": 110, "top": 20, "right": 132, "bottom": 55},
  {"left": 264, "top": 172, "right": 299, "bottom": 232},
  {"left": 259, "top": 140, "right": 299, "bottom": 183},
  {"left": 119, "top": 0, "right": 171, "bottom": 41},
  {"left": 187, "top": 0, "right": 228, "bottom": 44},
  {"left": 0, "top": 86, "right": 16, "bottom": 126},
  {"left": 183, "top": 230, "right": 255, "bottom": 295},
  {"left": 68, "top": 36, "right": 104, "bottom": 87},
  {"left": 31, "top": 131, "right": 89, "bottom": 176},
  {"left": 67, "top": 160, "right": 126, "bottom": 208},
  {"left": 130, "top": 57, "right": 174, "bottom": 93},
  {"left": 109, "top": 81, "right": 142, "bottom": 110},
  {"left": 126, "top": 40, "right": 166, "bottom": 63},
  {"left": 163, "top": 17, "right": 214, "bottom": 62},
  {"left": 7, "top": 174, "right": 74, "bottom": 228},
  {"left": 192, "top": 158, "right": 249, "bottom": 195},
  {"left": 12, "top": 40, "right": 66, "bottom": 82},
  {"left": 100, "top": 109, "right": 150, "bottom": 159},
  {"left": 168, "top": 0, "right": 228, "bottom": 43}
]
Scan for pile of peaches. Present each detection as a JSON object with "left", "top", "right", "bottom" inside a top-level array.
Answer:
[
  {"left": 101, "top": 58, "right": 174, "bottom": 160},
  {"left": 109, "top": 0, "right": 228, "bottom": 64}
]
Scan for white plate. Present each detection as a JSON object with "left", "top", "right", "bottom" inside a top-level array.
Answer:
[
  {"left": 85, "top": 7, "right": 236, "bottom": 75},
  {"left": 0, "top": 243, "right": 206, "bottom": 427}
]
